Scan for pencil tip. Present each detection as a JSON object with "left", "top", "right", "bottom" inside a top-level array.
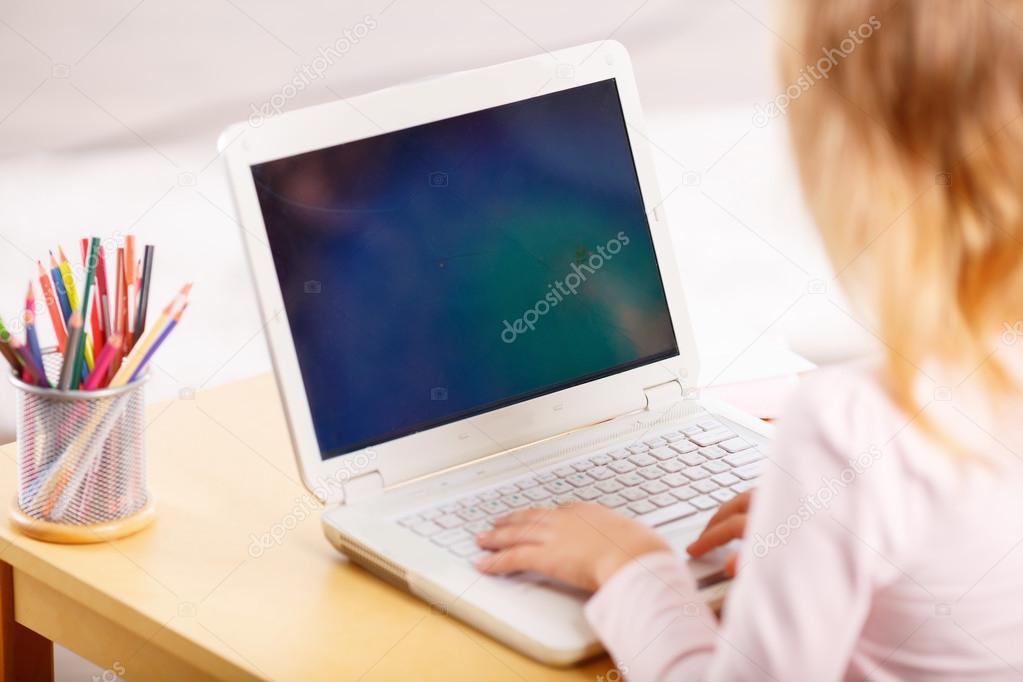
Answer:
[
  {"left": 181, "top": 282, "right": 193, "bottom": 296},
  {"left": 58, "top": 245, "right": 68, "bottom": 260}
]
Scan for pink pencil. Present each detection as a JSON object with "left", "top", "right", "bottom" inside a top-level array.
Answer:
[{"left": 82, "top": 334, "right": 122, "bottom": 390}]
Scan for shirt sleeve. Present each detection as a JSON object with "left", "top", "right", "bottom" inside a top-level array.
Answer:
[{"left": 585, "top": 369, "right": 925, "bottom": 681}]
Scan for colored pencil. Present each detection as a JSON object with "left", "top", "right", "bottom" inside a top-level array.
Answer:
[
  {"left": 72, "top": 238, "right": 100, "bottom": 387},
  {"left": 0, "top": 339, "right": 19, "bottom": 374},
  {"left": 59, "top": 246, "right": 94, "bottom": 371},
  {"left": 82, "top": 334, "right": 121, "bottom": 390},
  {"left": 24, "top": 283, "right": 46, "bottom": 378},
  {"left": 125, "top": 235, "right": 136, "bottom": 345},
  {"left": 96, "top": 245, "right": 111, "bottom": 337},
  {"left": 134, "top": 245, "right": 154, "bottom": 339},
  {"left": 37, "top": 260, "right": 67, "bottom": 352},
  {"left": 110, "top": 283, "right": 190, "bottom": 387},
  {"left": 82, "top": 238, "right": 105, "bottom": 355},
  {"left": 49, "top": 252, "right": 71, "bottom": 322},
  {"left": 10, "top": 340, "right": 47, "bottom": 387},
  {"left": 129, "top": 302, "right": 185, "bottom": 382},
  {"left": 112, "top": 248, "right": 127, "bottom": 376},
  {"left": 58, "top": 312, "right": 83, "bottom": 391}
]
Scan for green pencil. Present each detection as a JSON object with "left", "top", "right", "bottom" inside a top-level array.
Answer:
[{"left": 71, "top": 237, "right": 100, "bottom": 389}]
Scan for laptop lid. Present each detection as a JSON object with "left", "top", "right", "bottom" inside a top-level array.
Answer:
[{"left": 222, "top": 41, "right": 699, "bottom": 504}]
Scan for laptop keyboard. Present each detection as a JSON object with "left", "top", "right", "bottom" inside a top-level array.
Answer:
[{"left": 396, "top": 417, "right": 763, "bottom": 564}]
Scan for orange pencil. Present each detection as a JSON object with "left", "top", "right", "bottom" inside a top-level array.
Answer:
[
  {"left": 125, "top": 235, "right": 136, "bottom": 347},
  {"left": 111, "top": 248, "right": 127, "bottom": 377},
  {"left": 36, "top": 261, "right": 67, "bottom": 353}
]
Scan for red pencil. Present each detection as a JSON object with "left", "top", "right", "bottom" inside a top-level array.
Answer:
[
  {"left": 112, "top": 248, "right": 127, "bottom": 377},
  {"left": 37, "top": 260, "right": 67, "bottom": 353},
  {"left": 81, "top": 238, "right": 105, "bottom": 356},
  {"left": 82, "top": 333, "right": 121, "bottom": 390},
  {"left": 96, "top": 245, "right": 111, "bottom": 337}
]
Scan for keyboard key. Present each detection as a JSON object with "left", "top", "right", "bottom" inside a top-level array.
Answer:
[
  {"left": 661, "top": 473, "right": 689, "bottom": 488},
  {"left": 576, "top": 486, "right": 602, "bottom": 501},
  {"left": 524, "top": 487, "right": 552, "bottom": 501},
  {"left": 480, "top": 490, "right": 501, "bottom": 502},
  {"left": 515, "top": 477, "right": 539, "bottom": 490},
  {"left": 628, "top": 444, "right": 650, "bottom": 454},
  {"left": 412, "top": 521, "right": 443, "bottom": 537},
  {"left": 440, "top": 502, "right": 461, "bottom": 514},
  {"left": 691, "top": 495, "right": 718, "bottom": 511},
  {"left": 719, "top": 437, "right": 754, "bottom": 454},
  {"left": 459, "top": 496, "right": 481, "bottom": 508},
  {"left": 588, "top": 466, "right": 615, "bottom": 481},
  {"left": 677, "top": 452, "right": 706, "bottom": 466},
  {"left": 572, "top": 460, "right": 594, "bottom": 472},
  {"left": 596, "top": 480, "right": 624, "bottom": 494},
  {"left": 554, "top": 466, "right": 575, "bottom": 477},
  {"left": 650, "top": 447, "right": 676, "bottom": 461},
  {"left": 609, "top": 460, "right": 636, "bottom": 474},
  {"left": 555, "top": 493, "right": 579, "bottom": 505},
  {"left": 450, "top": 540, "right": 482, "bottom": 557},
  {"left": 421, "top": 508, "right": 442, "bottom": 520},
  {"left": 680, "top": 425, "right": 702, "bottom": 436},
  {"left": 628, "top": 500, "right": 657, "bottom": 514},
  {"left": 433, "top": 528, "right": 471, "bottom": 546},
  {"left": 733, "top": 463, "right": 763, "bottom": 480},
  {"left": 501, "top": 493, "right": 530, "bottom": 508},
  {"left": 481, "top": 501, "right": 509, "bottom": 515},
  {"left": 644, "top": 436, "right": 668, "bottom": 448},
  {"left": 650, "top": 492, "right": 677, "bottom": 507},
  {"left": 459, "top": 507, "right": 487, "bottom": 522},
  {"left": 683, "top": 466, "right": 711, "bottom": 481},
  {"left": 702, "top": 460, "right": 730, "bottom": 474},
  {"left": 608, "top": 448, "right": 630, "bottom": 459},
  {"left": 691, "top": 479, "right": 718, "bottom": 494},
  {"left": 545, "top": 480, "right": 573, "bottom": 494},
  {"left": 536, "top": 472, "right": 557, "bottom": 483},
  {"left": 637, "top": 502, "right": 697, "bottom": 526},
  {"left": 618, "top": 507, "right": 637, "bottom": 518},
  {"left": 590, "top": 454, "right": 612, "bottom": 466},
  {"left": 732, "top": 481, "right": 755, "bottom": 493},
  {"left": 466, "top": 519, "right": 493, "bottom": 534},
  {"left": 621, "top": 487, "right": 648, "bottom": 501},
  {"left": 497, "top": 484, "right": 518, "bottom": 495},
  {"left": 663, "top": 431, "right": 686, "bottom": 442},
  {"left": 690, "top": 429, "right": 735, "bottom": 447},
  {"left": 638, "top": 465, "right": 665, "bottom": 481},
  {"left": 700, "top": 446, "right": 728, "bottom": 460},
  {"left": 672, "top": 485, "right": 698, "bottom": 501},
  {"left": 598, "top": 493, "right": 627, "bottom": 508},
  {"left": 724, "top": 449, "right": 763, "bottom": 468},
  {"left": 670, "top": 441, "right": 698, "bottom": 454},
  {"left": 566, "top": 473, "right": 594, "bottom": 487},
  {"left": 711, "top": 489, "right": 736, "bottom": 504},
  {"left": 711, "top": 473, "right": 740, "bottom": 487},
  {"left": 641, "top": 480, "right": 669, "bottom": 495},
  {"left": 659, "top": 459, "right": 684, "bottom": 473},
  {"left": 618, "top": 472, "right": 645, "bottom": 487},
  {"left": 436, "top": 514, "right": 464, "bottom": 529},
  {"left": 398, "top": 514, "right": 423, "bottom": 527},
  {"left": 629, "top": 453, "right": 656, "bottom": 467},
  {"left": 697, "top": 419, "right": 722, "bottom": 430}
]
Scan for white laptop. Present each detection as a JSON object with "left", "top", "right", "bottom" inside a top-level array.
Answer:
[{"left": 222, "top": 41, "right": 773, "bottom": 665}]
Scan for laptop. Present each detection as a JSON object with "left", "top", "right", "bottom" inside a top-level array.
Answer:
[{"left": 222, "top": 41, "right": 773, "bottom": 665}]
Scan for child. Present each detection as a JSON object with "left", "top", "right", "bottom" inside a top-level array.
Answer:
[{"left": 476, "top": 0, "right": 1023, "bottom": 678}]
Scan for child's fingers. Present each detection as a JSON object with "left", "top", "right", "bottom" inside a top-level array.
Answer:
[
  {"left": 491, "top": 508, "right": 554, "bottom": 528},
  {"left": 702, "top": 490, "right": 752, "bottom": 530},
  {"left": 685, "top": 514, "right": 747, "bottom": 557},
  {"left": 476, "top": 545, "right": 550, "bottom": 575},
  {"left": 476, "top": 524, "right": 548, "bottom": 550}
]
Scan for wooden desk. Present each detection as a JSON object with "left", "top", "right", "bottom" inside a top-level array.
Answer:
[{"left": 0, "top": 374, "right": 614, "bottom": 681}]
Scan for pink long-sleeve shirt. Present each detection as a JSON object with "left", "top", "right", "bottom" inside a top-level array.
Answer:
[{"left": 586, "top": 364, "right": 1023, "bottom": 681}]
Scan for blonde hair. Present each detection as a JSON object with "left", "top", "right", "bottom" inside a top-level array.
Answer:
[{"left": 781, "top": 0, "right": 1023, "bottom": 420}]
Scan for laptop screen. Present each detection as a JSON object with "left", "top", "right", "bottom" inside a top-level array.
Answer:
[{"left": 252, "top": 78, "right": 678, "bottom": 460}]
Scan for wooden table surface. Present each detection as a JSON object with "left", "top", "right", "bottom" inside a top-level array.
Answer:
[{"left": 0, "top": 374, "right": 614, "bottom": 681}]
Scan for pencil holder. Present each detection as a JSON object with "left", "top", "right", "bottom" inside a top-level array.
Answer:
[{"left": 8, "top": 370, "right": 155, "bottom": 543}]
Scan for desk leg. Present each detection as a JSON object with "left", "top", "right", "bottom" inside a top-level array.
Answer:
[{"left": 0, "top": 561, "right": 54, "bottom": 682}]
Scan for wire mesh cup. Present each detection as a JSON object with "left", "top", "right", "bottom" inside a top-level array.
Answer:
[{"left": 9, "top": 369, "right": 155, "bottom": 543}]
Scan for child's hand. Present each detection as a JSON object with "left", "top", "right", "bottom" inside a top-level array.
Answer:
[
  {"left": 685, "top": 490, "right": 753, "bottom": 576},
  {"left": 475, "top": 503, "right": 671, "bottom": 592}
]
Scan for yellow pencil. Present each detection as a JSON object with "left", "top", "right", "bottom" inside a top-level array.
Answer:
[
  {"left": 58, "top": 246, "right": 95, "bottom": 370},
  {"left": 109, "top": 283, "right": 191, "bottom": 386}
]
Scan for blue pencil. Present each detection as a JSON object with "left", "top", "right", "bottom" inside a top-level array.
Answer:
[
  {"left": 129, "top": 303, "right": 186, "bottom": 382},
  {"left": 49, "top": 252, "right": 71, "bottom": 322},
  {"left": 25, "top": 283, "right": 46, "bottom": 381}
]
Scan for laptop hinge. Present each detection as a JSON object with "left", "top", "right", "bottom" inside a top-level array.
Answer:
[
  {"left": 339, "top": 470, "right": 385, "bottom": 505},
  {"left": 643, "top": 379, "right": 685, "bottom": 411}
]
